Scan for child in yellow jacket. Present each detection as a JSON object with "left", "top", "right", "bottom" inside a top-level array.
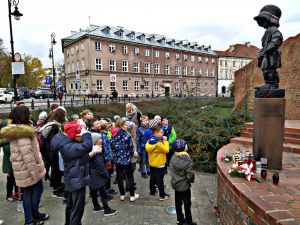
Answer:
[{"left": 145, "top": 125, "right": 169, "bottom": 200}]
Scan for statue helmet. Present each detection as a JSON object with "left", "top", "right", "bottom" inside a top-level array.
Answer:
[{"left": 254, "top": 5, "right": 282, "bottom": 27}]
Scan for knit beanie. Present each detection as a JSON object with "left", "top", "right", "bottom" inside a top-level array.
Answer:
[
  {"left": 64, "top": 121, "right": 82, "bottom": 139},
  {"left": 39, "top": 111, "right": 48, "bottom": 121},
  {"left": 126, "top": 121, "right": 135, "bottom": 133},
  {"left": 154, "top": 115, "right": 161, "bottom": 121},
  {"left": 172, "top": 139, "right": 186, "bottom": 152},
  {"left": 149, "top": 119, "right": 158, "bottom": 128}
]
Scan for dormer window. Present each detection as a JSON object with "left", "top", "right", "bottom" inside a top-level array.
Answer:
[
  {"left": 102, "top": 26, "right": 111, "bottom": 35},
  {"left": 171, "top": 41, "right": 175, "bottom": 47},
  {"left": 130, "top": 33, "right": 135, "bottom": 40},
  {"left": 140, "top": 35, "right": 145, "bottom": 41}
]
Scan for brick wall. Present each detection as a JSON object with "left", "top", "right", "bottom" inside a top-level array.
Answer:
[{"left": 234, "top": 33, "right": 300, "bottom": 119}]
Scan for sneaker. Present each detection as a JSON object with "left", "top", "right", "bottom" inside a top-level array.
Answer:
[
  {"left": 93, "top": 205, "right": 104, "bottom": 212},
  {"left": 34, "top": 213, "right": 50, "bottom": 221},
  {"left": 106, "top": 189, "right": 118, "bottom": 195},
  {"left": 17, "top": 201, "right": 24, "bottom": 213},
  {"left": 159, "top": 195, "right": 169, "bottom": 201},
  {"left": 33, "top": 221, "right": 44, "bottom": 225},
  {"left": 6, "top": 195, "right": 14, "bottom": 202},
  {"left": 0, "top": 220, "right": 3, "bottom": 225},
  {"left": 130, "top": 193, "right": 139, "bottom": 202},
  {"left": 52, "top": 191, "right": 64, "bottom": 199},
  {"left": 104, "top": 208, "right": 117, "bottom": 216},
  {"left": 120, "top": 195, "right": 126, "bottom": 201}
]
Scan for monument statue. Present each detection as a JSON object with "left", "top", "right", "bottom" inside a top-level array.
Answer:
[{"left": 254, "top": 5, "right": 285, "bottom": 98}]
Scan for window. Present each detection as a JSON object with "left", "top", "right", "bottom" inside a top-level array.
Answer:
[
  {"left": 66, "top": 49, "right": 69, "bottom": 56},
  {"left": 95, "top": 58, "right": 102, "bottom": 70},
  {"left": 109, "top": 44, "right": 115, "bottom": 52},
  {"left": 133, "top": 62, "right": 140, "bottom": 73},
  {"left": 205, "top": 57, "right": 209, "bottom": 63},
  {"left": 70, "top": 83, "right": 73, "bottom": 90},
  {"left": 191, "top": 67, "right": 195, "bottom": 76},
  {"left": 122, "top": 60, "right": 128, "bottom": 72},
  {"left": 211, "top": 69, "right": 215, "bottom": 77},
  {"left": 110, "top": 82, "right": 116, "bottom": 91},
  {"left": 123, "top": 80, "right": 128, "bottom": 90},
  {"left": 81, "top": 59, "right": 85, "bottom": 70},
  {"left": 76, "top": 60, "right": 80, "bottom": 70},
  {"left": 95, "top": 42, "right": 101, "bottom": 51},
  {"left": 81, "top": 43, "right": 85, "bottom": 51},
  {"left": 130, "top": 33, "right": 135, "bottom": 39},
  {"left": 182, "top": 66, "right": 187, "bottom": 75},
  {"left": 191, "top": 56, "right": 195, "bottom": 62},
  {"left": 233, "top": 61, "right": 236, "bottom": 67},
  {"left": 220, "top": 60, "right": 223, "bottom": 66},
  {"left": 212, "top": 58, "right": 215, "bottom": 64},
  {"left": 183, "top": 54, "right": 187, "bottom": 61},
  {"left": 134, "top": 81, "right": 139, "bottom": 90},
  {"left": 145, "top": 81, "right": 149, "bottom": 90},
  {"left": 144, "top": 63, "right": 150, "bottom": 73},
  {"left": 205, "top": 68, "right": 209, "bottom": 76},
  {"left": 165, "top": 65, "right": 170, "bottom": 75},
  {"left": 155, "top": 81, "right": 159, "bottom": 90},
  {"left": 75, "top": 45, "right": 79, "bottom": 53},
  {"left": 154, "top": 64, "right": 160, "bottom": 74},
  {"left": 175, "top": 65, "right": 180, "bottom": 75},
  {"left": 67, "top": 64, "right": 70, "bottom": 73},
  {"left": 211, "top": 83, "right": 214, "bottom": 90},
  {"left": 221, "top": 86, "right": 226, "bottom": 94},
  {"left": 134, "top": 48, "right": 140, "bottom": 55},
  {"left": 140, "top": 35, "right": 145, "bottom": 41},
  {"left": 225, "top": 60, "right": 228, "bottom": 66},
  {"left": 145, "top": 49, "right": 150, "bottom": 57},
  {"left": 198, "top": 68, "right": 202, "bottom": 76},
  {"left": 198, "top": 56, "right": 202, "bottom": 63},
  {"left": 175, "top": 82, "right": 179, "bottom": 90},
  {"left": 175, "top": 53, "right": 180, "bottom": 60},
  {"left": 71, "top": 47, "right": 74, "bottom": 55},
  {"left": 155, "top": 50, "right": 159, "bottom": 58},
  {"left": 109, "top": 59, "right": 116, "bottom": 71},
  {"left": 165, "top": 52, "right": 170, "bottom": 59},
  {"left": 71, "top": 62, "right": 75, "bottom": 72},
  {"left": 96, "top": 80, "right": 103, "bottom": 90},
  {"left": 122, "top": 46, "right": 128, "bottom": 54}
]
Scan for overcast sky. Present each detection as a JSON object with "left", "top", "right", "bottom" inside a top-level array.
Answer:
[{"left": 0, "top": 0, "right": 299, "bottom": 67}]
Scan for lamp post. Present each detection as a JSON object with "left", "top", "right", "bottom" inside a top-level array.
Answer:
[
  {"left": 8, "top": 0, "right": 23, "bottom": 101},
  {"left": 49, "top": 32, "right": 57, "bottom": 100}
]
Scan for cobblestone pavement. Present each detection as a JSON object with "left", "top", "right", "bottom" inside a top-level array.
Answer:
[{"left": 0, "top": 151, "right": 219, "bottom": 225}]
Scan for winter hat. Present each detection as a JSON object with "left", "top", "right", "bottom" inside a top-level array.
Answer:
[
  {"left": 126, "top": 121, "right": 135, "bottom": 133},
  {"left": 113, "top": 115, "right": 120, "bottom": 122},
  {"left": 154, "top": 115, "right": 161, "bottom": 121},
  {"left": 38, "top": 111, "right": 48, "bottom": 121},
  {"left": 149, "top": 119, "right": 158, "bottom": 128},
  {"left": 254, "top": 4, "right": 282, "bottom": 27},
  {"left": 172, "top": 139, "right": 186, "bottom": 152},
  {"left": 64, "top": 121, "right": 82, "bottom": 139}
]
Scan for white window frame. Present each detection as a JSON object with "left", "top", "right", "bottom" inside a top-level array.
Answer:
[
  {"left": 176, "top": 53, "right": 180, "bottom": 60},
  {"left": 211, "top": 69, "right": 215, "bottom": 77},
  {"left": 134, "top": 47, "right": 140, "bottom": 55},
  {"left": 198, "top": 56, "right": 202, "bottom": 63},
  {"left": 198, "top": 68, "right": 202, "bottom": 76},
  {"left": 95, "top": 42, "right": 101, "bottom": 51},
  {"left": 205, "top": 68, "right": 209, "bottom": 76},
  {"left": 123, "top": 80, "right": 128, "bottom": 90},
  {"left": 110, "top": 82, "right": 116, "bottom": 91},
  {"left": 134, "top": 81, "right": 139, "bottom": 90},
  {"left": 182, "top": 66, "right": 187, "bottom": 75},
  {"left": 95, "top": 58, "right": 102, "bottom": 70},
  {"left": 175, "top": 82, "right": 179, "bottom": 90},
  {"left": 96, "top": 80, "right": 103, "bottom": 90},
  {"left": 81, "top": 59, "right": 85, "bottom": 70},
  {"left": 154, "top": 64, "right": 160, "bottom": 74},
  {"left": 154, "top": 50, "right": 159, "bottom": 58},
  {"left": 109, "top": 44, "right": 115, "bottom": 53},
  {"left": 191, "top": 67, "right": 195, "bottom": 76},
  {"left": 191, "top": 56, "right": 195, "bottom": 62},
  {"left": 212, "top": 58, "right": 215, "bottom": 64},
  {"left": 122, "top": 46, "right": 128, "bottom": 54},
  {"left": 175, "top": 65, "right": 180, "bottom": 75},
  {"left": 109, "top": 59, "right": 116, "bottom": 71},
  {"left": 71, "top": 62, "right": 75, "bottom": 72},
  {"left": 67, "top": 64, "right": 70, "bottom": 73},
  {"left": 71, "top": 47, "right": 74, "bottom": 55},
  {"left": 133, "top": 62, "right": 140, "bottom": 73},
  {"left": 183, "top": 54, "right": 187, "bottom": 61},
  {"left": 144, "top": 81, "right": 149, "bottom": 90},
  {"left": 154, "top": 81, "right": 159, "bottom": 90},
  {"left": 165, "top": 52, "right": 170, "bottom": 59},
  {"left": 81, "top": 43, "right": 85, "bottom": 51},
  {"left": 165, "top": 65, "right": 170, "bottom": 75},
  {"left": 66, "top": 49, "right": 69, "bottom": 56},
  {"left": 144, "top": 63, "right": 150, "bottom": 73},
  {"left": 122, "top": 60, "right": 128, "bottom": 72},
  {"left": 75, "top": 45, "right": 79, "bottom": 53},
  {"left": 205, "top": 57, "right": 209, "bottom": 63},
  {"left": 145, "top": 49, "right": 150, "bottom": 57}
]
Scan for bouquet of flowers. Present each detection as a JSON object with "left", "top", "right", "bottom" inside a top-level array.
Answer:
[{"left": 229, "top": 162, "right": 261, "bottom": 182}]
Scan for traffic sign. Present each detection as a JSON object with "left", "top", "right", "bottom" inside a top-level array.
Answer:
[{"left": 45, "top": 76, "right": 51, "bottom": 85}]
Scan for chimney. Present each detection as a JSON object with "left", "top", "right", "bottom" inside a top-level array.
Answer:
[
  {"left": 71, "top": 31, "right": 77, "bottom": 35},
  {"left": 229, "top": 45, "right": 235, "bottom": 52}
]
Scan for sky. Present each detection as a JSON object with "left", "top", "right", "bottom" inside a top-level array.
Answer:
[{"left": 0, "top": 0, "right": 299, "bottom": 68}]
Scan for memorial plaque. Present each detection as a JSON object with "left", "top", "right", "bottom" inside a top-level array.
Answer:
[
  {"left": 260, "top": 157, "right": 268, "bottom": 169},
  {"left": 262, "top": 103, "right": 284, "bottom": 116}
]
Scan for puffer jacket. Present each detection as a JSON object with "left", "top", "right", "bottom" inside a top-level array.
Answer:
[
  {"left": 0, "top": 125, "right": 46, "bottom": 188},
  {"left": 50, "top": 132, "right": 93, "bottom": 192},
  {"left": 145, "top": 136, "right": 169, "bottom": 167},
  {"left": 169, "top": 151, "right": 195, "bottom": 192},
  {"left": 137, "top": 125, "right": 151, "bottom": 154},
  {"left": 111, "top": 128, "right": 134, "bottom": 165}
]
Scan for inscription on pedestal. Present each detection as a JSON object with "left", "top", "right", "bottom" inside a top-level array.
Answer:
[{"left": 261, "top": 103, "right": 284, "bottom": 116}]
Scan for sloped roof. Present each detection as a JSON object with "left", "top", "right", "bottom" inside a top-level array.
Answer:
[
  {"left": 215, "top": 43, "right": 259, "bottom": 59},
  {"left": 62, "top": 25, "right": 216, "bottom": 55}
]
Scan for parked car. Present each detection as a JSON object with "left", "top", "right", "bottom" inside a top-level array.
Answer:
[
  {"left": 0, "top": 89, "right": 14, "bottom": 103},
  {"left": 32, "top": 89, "right": 54, "bottom": 99},
  {"left": 18, "top": 87, "right": 30, "bottom": 99}
]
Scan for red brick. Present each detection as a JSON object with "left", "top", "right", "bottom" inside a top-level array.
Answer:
[
  {"left": 289, "top": 209, "right": 300, "bottom": 217},
  {"left": 263, "top": 195, "right": 294, "bottom": 203},
  {"left": 270, "top": 202, "right": 292, "bottom": 210},
  {"left": 277, "top": 219, "right": 299, "bottom": 225},
  {"left": 265, "top": 210, "right": 294, "bottom": 224},
  {"left": 247, "top": 207, "right": 260, "bottom": 224},
  {"left": 289, "top": 201, "right": 300, "bottom": 209}
]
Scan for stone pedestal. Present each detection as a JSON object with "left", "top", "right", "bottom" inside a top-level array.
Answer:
[{"left": 253, "top": 98, "right": 285, "bottom": 169}]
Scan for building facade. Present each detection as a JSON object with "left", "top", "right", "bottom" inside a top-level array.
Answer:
[
  {"left": 61, "top": 25, "right": 217, "bottom": 97},
  {"left": 215, "top": 42, "right": 259, "bottom": 97}
]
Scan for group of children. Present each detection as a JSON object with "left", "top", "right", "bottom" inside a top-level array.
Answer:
[{"left": 0, "top": 102, "right": 197, "bottom": 225}]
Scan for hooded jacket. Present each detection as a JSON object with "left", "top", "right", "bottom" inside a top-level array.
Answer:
[
  {"left": 50, "top": 132, "right": 93, "bottom": 192},
  {"left": 170, "top": 152, "right": 195, "bottom": 192},
  {"left": 145, "top": 136, "right": 169, "bottom": 167},
  {"left": 0, "top": 125, "right": 46, "bottom": 187},
  {"left": 137, "top": 125, "right": 151, "bottom": 154}
]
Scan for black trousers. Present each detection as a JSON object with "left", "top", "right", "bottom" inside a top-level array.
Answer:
[
  {"left": 65, "top": 187, "right": 86, "bottom": 225},
  {"left": 6, "top": 172, "right": 17, "bottom": 197},
  {"left": 175, "top": 189, "right": 192, "bottom": 224},
  {"left": 49, "top": 150, "right": 63, "bottom": 190},
  {"left": 116, "top": 164, "right": 134, "bottom": 196},
  {"left": 90, "top": 187, "right": 108, "bottom": 209},
  {"left": 149, "top": 166, "right": 165, "bottom": 198}
]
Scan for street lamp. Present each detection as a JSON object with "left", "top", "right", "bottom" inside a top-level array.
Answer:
[
  {"left": 49, "top": 32, "right": 57, "bottom": 100},
  {"left": 8, "top": 0, "right": 23, "bottom": 101}
]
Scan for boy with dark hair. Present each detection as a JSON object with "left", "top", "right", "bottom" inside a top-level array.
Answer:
[
  {"left": 145, "top": 125, "right": 169, "bottom": 201},
  {"left": 170, "top": 139, "right": 196, "bottom": 225}
]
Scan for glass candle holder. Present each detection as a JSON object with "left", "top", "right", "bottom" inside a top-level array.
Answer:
[
  {"left": 272, "top": 173, "right": 279, "bottom": 186},
  {"left": 261, "top": 169, "right": 267, "bottom": 180}
]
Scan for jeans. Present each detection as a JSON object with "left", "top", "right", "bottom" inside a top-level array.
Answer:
[
  {"left": 140, "top": 152, "right": 150, "bottom": 175},
  {"left": 65, "top": 187, "right": 86, "bottom": 225},
  {"left": 90, "top": 187, "right": 109, "bottom": 209},
  {"left": 149, "top": 166, "right": 165, "bottom": 198},
  {"left": 23, "top": 180, "right": 44, "bottom": 223},
  {"left": 175, "top": 190, "right": 192, "bottom": 224},
  {"left": 116, "top": 164, "right": 135, "bottom": 196}
]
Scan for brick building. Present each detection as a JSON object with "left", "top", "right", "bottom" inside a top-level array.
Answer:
[
  {"left": 215, "top": 43, "right": 259, "bottom": 97},
  {"left": 61, "top": 25, "right": 217, "bottom": 97},
  {"left": 234, "top": 33, "right": 300, "bottom": 119}
]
